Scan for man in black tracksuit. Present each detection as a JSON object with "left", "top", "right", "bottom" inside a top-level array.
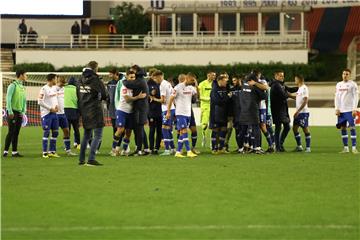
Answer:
[
  {"left": 236, "top": 75, "right": 267, "bottom": 154},
  {"left": 209, "top": 75, "right": 230, "bottom": 153},
  {"left": 270, "top": 70, "right": 298, "bottom": 152},
  {"left": 122, "top": 65, "right": 149, "bottom": 155},
  {"left": 229, "top": 75, "right": 243, "bottom": 151},
  {"left": 77, "top": 61, "right": 107, "bottom": 165},
  {"left": 147, "top": 74, "right": 162, "bottom": 154}
]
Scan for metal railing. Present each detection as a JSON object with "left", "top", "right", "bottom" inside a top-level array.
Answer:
[
  {"left": 15, "top": 31, "right": 308, "bottom": 50},
  {"left": 16, "top": 34, "right": 148, "bottom": 49},
  {"left": 147, "top": 30, "right": 308, "bottom": 50}
]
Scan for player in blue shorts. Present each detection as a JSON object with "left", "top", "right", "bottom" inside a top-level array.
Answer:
[
  {"left": 335, "top": 69, "right": 359, "bottom": 154},
  {"left": 38, "top": 74, "right": 60, "bottom": 158},
  {"left": 289, "top": 75, "right": 311, "bottom": 153},
  {"left": 166, "top": 72, "right": 198, "bottom": 158}
]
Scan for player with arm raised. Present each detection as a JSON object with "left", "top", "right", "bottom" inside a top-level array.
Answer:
[
  {"left": 335, "top": 69, "right": 359, "bottom": 154},
  {"left": 38, "top": 74, "right": 60, "bottom": 158}
]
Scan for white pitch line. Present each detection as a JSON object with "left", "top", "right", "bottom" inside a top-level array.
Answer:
[{"left": 3, "top": 224, "right": 358, "bottom": 232}]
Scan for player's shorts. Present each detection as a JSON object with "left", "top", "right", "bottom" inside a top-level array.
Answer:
[
  {"left": 41, "top": 113, "right": 59, "bottom": 131},
  {"left": 190, "top": 109, "right": 196, "bottom": 127},
  {"left": 57, "top": 114, "right": 69, "bottom": 129},
  {"left": 266, "top": 114, "right": 273, "bottom": 127},
  {"left": 176, "top": 115, "right": 191, "bottom": 130},
  {"left": 336, "top": 111, "right": 355, "bottom": 129},
  {"left": 162, "top": 109, "right": 175, "bottom": 126},
  {"left": 200, "top": 105, "right": 210, "bottom": 126},
  {"left": 293, "top": 112, "right": 310, "bottom": 128},
  {"left": 259, "top": 109, "right": 267, "bottom": 124},
  {"left": 116, "top": 110, "right": 133, "bottom": 129}
]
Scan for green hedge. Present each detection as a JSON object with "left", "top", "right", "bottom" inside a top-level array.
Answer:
[{"left": 12, "top": 61, "right": 332, "bottom": 81}]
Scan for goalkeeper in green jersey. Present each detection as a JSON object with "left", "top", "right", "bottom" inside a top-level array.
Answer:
[{"left": 198, "top": 71, "right": 216, "bottom": 147}]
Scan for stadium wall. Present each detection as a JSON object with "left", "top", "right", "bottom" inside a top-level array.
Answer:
[{"left": 15, "top": 49, "right": 308, "bottom": 68}]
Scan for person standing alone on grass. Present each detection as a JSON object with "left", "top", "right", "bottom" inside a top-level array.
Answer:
[
  {"left": 289, "top": 75, "right": 311, "bottom": 153},
  {"left": 335, "top": 69, "right": 359, "bottom": 154},
  {"left": 77, "top": 61, "right": 108, "bottom": 165},
  {"left": 38, "top": 74, "right": 60, "bottom": 158},
  {"left": 3, "top": 69, "right": 27, "bottom": 157}
]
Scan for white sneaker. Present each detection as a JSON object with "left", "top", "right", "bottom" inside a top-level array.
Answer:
[
  {"left": 352, "top": 148, "right": 359, "bottom": 154},
  {"left": 66, "top": 150, "right": 77, "bottom": 156},
  {"left": 339, "top": 147, "right": 350, "bottom": 153},
  {"left": 305, "top": 148, "right": 311, "bottom": 153}
]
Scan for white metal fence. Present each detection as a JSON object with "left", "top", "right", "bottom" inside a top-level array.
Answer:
[{"left": 15, "top": 31, "right": 308, "bottom": 50}]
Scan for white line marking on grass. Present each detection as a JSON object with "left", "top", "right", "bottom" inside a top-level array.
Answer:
[{"left": 3, "top": 225, "right": 358, "bottom": 232}]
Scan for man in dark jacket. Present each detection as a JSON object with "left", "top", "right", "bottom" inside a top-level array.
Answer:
[
  {"left": 236, "top": 75, "right": 267, "bottom": 154},
  {"left": 270, "top": 70, "right": 298, "bottom": 152},
  {"left": 122, "top": 65, "right": 149, "bottom": 155},
  {"left": 77, "top": 61, "right": 107, "bottom": 165},
  {"left": 18, "top": 19, "right": 27, "bottom": 47},
  {"left": 147, "top": 69, "right": 162, "bottom": 154},
  {"left": 71, "top": 21, "right": 80, "bottom": 46},
  {"left": 210, "top": 75, "right": 230, "bottom": 153}
]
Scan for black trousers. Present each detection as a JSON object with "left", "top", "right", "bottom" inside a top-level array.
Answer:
[
  {"left": 67, "top": 118, "right": 81, "bottom": 145},
  {"left": 4, "top": 111, "right": 23, "bottom": 152},
  {"left": 274, "top": 122, "right": 290, "bottom": 149},
  {"left": 236, "top": 124, "right": 261, "bottom": 149},
  {"left": 149, "top": 116, "right": 162, "bottom": 151}
]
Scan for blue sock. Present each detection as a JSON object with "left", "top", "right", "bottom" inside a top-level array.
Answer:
[
  {"left": 341, "top": 129, "right": 348, "bottom": 147},
  {"left": 122, "top": 138, "right": 130, "bottom": 150},
  {"left": 50, "top": 131, "right": 58, "bottom": 152},
  {"left": 350, "top": 128, "right": 357, "bottom": 147},
  {"left": 177, "top": 134, "right": 183, "bottom": 152},
  {"left": 294, "top": 132, "right": 301, "bottom": 146},
  {"left": 211, "top": 131, "right": 217, "bottom": 151},
  {"left": 305, "top": 133, "right": 311, "bottom": 148},
  {"left": 264, "top": 131, "right": 273, "bottom": 147},
  {"left": 169, "top": 129, "right": 175, "bottom": 149},
  {"left": 191, "top": 131, "right": 197, "bottom": 148},
  {"left": 42, "top": 130, "right": 49, "bottom": 153},
  {"left": 64, "top": 137, "right": 71, "bottom": 151},
  {"left": 162, "top": 129, "right": 170, "bottom": 150},
  {"left": 112, "top": 135, "right": 121, "bottom": 149},
  {"left": 219, "top": 130, "right": 226, "bottom": 150},
  {"left": 183, "top": 132, "right": 190, "bottom": 152}
]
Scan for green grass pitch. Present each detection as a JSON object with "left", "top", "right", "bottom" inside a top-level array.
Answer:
[{"left": 1, "top": 126, "right": 359, "bottom": 240}]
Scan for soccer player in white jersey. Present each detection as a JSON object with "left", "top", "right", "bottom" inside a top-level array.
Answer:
[
  {"left": 153, "top": 70, "right": 176, "bottom": 156},
  {"left": 56, "top": 76, "right": 77, "bottom": 156},
  {"left": 290, "top": 75, "right": 311, "bottom": 153},
  {"left": 111, "top": 69, "right": 146, "bottom": 156},
  {"left": 167, "top": 73, "right": 198, "bottom": 158},
  {"left": 38, "top": 74, "right": 60, "bottom": 158},
  {"left": 335, "top": 69, "right": 359, "bottom": 154}
]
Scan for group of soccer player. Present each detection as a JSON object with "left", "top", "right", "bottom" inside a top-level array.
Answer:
[{"left": 3, "top": 66, "right": 358, "bottom": 160}]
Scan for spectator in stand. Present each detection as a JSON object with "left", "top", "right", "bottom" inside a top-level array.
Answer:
[
  {"left": 17, "top": 19, "right": 27, "bottom": 47},
  {"left": 27, "top": 27, "right": 38, "bottom": 47},
  {"left": 200, "top": 22, "right": 207, "bottom": 34},
  {"left": 81, "top": 20, "right": 90, "bottom": 47},
  {"left": 71, "top": 21, "right": 80, "bottom": 47},
  {"left": 108, "top": 22, "right": 117, "bottom": 45}
]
